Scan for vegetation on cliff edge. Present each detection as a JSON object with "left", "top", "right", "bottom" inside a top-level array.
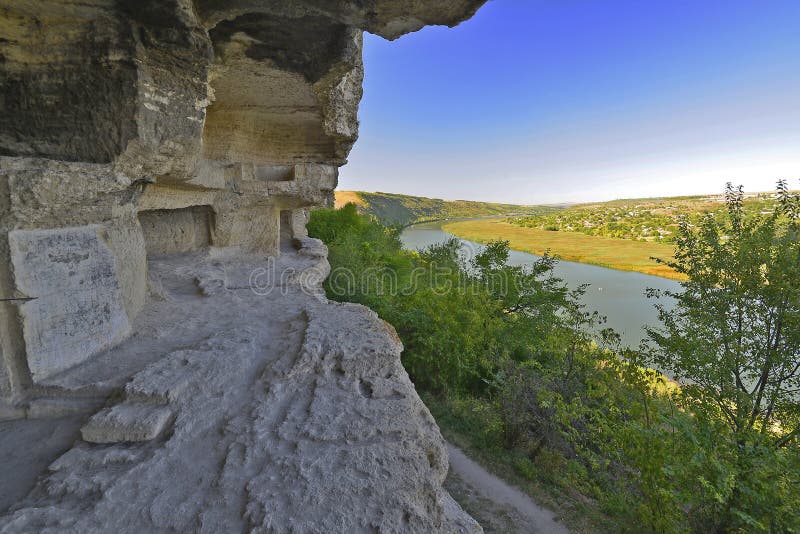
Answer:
[{"left": 309, "top": 182, "right": 800, "bottom": 533}]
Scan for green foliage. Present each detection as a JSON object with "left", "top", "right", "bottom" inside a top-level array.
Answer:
[
  {"left": 310, "top": 204, "right": 583, "bottom": 395},
  {"left": 307, "top": 203, "right": 411, "bottom": 311},
  {"left": 309, "top": 189, "right": 800, "bottom": 533},
  {"left": 643, "top": 182, "right": 800, "bottom": 531}
]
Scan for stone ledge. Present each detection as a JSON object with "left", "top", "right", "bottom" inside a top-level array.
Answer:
[
  {"left": 81, "top": 403, "right": 173, "bottom": 444},
  {"left": 0, "top": 248, "right": 480, "bottom": 532}
]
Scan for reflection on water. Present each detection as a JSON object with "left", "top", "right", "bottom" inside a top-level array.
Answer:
[{"left": 401, "top": 220, "right": 680, "bottom": 349}]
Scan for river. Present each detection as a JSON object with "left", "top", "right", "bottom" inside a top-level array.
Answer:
[{"left": 400, "top": 220, "right": 681, "bottom": 349}]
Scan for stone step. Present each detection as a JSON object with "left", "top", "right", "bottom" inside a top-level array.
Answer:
[{"left": 81, "top": 403, "right": 173, "bottom": 444}]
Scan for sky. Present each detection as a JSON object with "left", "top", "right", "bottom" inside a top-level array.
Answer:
[{"left": 339, "top": 0, "right": 800, "bottom": 204}]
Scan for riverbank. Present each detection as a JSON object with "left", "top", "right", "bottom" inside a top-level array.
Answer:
[{"left": 442, "top": 218, "right": 685, "bottom": 281}]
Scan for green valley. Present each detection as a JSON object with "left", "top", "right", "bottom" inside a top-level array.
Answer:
[
  {"left": 508, "top": 192, "right": 783, "bottom": 243},
  {"left": 440, "top": 190, "right": 798, "bottom": 280},
  {"left": 442, "top": 218, "right": 683, "bottom": 280}
]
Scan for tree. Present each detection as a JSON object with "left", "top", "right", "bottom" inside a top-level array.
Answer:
[{"left": 645, "top": 182, "right": 800, "bottom": 531}]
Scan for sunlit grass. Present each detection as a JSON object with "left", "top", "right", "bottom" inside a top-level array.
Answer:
[
  {"left": 443, "top": 218, "right": 685, "bottom": 281},
  {"left": 333, "top": 190, "right": 367, "bottom": 209}
]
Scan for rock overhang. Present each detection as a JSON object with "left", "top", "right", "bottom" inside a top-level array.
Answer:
[{"left": 0, "top": 0, "right": 488, "bottom": 530}]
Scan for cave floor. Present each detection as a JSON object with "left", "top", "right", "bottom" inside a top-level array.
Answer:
[
  {"left": 0, "top": 416, "right": 85, "bottom": 512},
  {"left": 0, "top": 243, "right": 480, "bottom": 532},
  {"left": 2, "top": 247, "right": 315, "bottom": 514}
]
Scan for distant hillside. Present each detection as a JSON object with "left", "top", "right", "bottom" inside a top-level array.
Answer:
[
  {"left": 334, "top": 191, "right": 559, "bottom": 226},
  {"left": 508, "top": 191, "right": 788, "bottom": 244}
]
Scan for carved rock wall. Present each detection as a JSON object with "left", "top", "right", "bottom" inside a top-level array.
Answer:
[
  {"left": 0, "top": 0, "right": 487, "bottom": 530},
  {"left": 1, "top": 0, "right": 485, "bottom": 394}
]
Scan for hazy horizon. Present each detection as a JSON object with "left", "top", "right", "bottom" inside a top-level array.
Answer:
[
  {"left": 339, "top": 0, "right": 800, "bottom": 205},
  {"left": 340, "top": 186, "right": 792, "bottom": 207}
]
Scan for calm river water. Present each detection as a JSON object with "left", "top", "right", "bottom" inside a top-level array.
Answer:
[{"left": 400, "top": 220, "right": 681, "bottom": 348}]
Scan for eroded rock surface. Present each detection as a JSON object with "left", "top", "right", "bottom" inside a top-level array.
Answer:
[
  {"left": 0, "top": 0, "right": 488, "bottom": 530},
  {"left": 1, "top": 243, "right": 480, "bottom": 532},
  {"left": 0, "top": 0, "right": 487, "bottom": 399}
]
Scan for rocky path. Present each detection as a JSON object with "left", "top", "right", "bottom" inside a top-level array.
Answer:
[
  {"left": 1, "top": 245, "right": 479, "bottom": 533},
  {"left": 445, "top": 444, "right": 569, "bottom": 534}
]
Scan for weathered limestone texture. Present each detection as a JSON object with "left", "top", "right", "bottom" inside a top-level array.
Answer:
[
  {"left": 0, "top": 0, "right": 487, "bottom": 530},
  {"left": 8, "top": 225, "right": 132, "bottom": 381},
  {"left": 0, "top": 243, "right": 481, "bottom": 532}
]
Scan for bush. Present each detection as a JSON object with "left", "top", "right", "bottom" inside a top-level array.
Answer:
[{"left": 309, "top": 195, "right": 800, "bottom": 533}]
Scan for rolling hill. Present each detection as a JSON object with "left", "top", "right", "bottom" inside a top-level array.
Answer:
[{"left": 334, "top": 191, "right": 559, "bottom": 226}]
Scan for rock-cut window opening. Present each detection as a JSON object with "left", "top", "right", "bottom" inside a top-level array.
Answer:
[
  {"left": 138, "top": 206, "right": 214, "bottom": 256},
  {"left": 280, "top": 210, "right": 295, "bottom": 252}
]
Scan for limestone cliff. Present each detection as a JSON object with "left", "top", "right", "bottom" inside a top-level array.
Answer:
[{"left": 0, "top": 1, "right": 486, "bottom": 531}]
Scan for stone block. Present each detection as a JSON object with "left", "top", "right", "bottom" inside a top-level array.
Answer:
[
  {"left": 288, "top": 209, "right": 310, "bottom": 239},
  {"left": 81, "top": 403, "right": 173, "bottom": 443},
  {"left": 125, "top": 366, "right": 190, "bottom": 405},
  {"left": 8, "top": 226, "right": 131, "bottom": 381}
]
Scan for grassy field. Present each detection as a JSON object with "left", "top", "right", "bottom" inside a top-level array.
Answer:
[
  {"left": 333, "top": 190, "right": 366, "bottom": 208},
  {"left": 443, "top": 218, "right": 684, "bottom": 280}
]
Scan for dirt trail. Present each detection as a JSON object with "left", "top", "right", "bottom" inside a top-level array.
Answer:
[{"left": 445, "top": 443, "right": 569, "bottom": 534}]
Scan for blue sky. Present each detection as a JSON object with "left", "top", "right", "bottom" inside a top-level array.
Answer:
[{"left": 339, "top": 0, "right": 800, "bottom": 204}]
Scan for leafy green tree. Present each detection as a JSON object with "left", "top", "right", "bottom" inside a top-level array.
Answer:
[
  {"left": 310, "top": 198, "right": 800, "bottom": 532},
  {"left": 646, "top": 183, "right": 800, "bottom": 531}
]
